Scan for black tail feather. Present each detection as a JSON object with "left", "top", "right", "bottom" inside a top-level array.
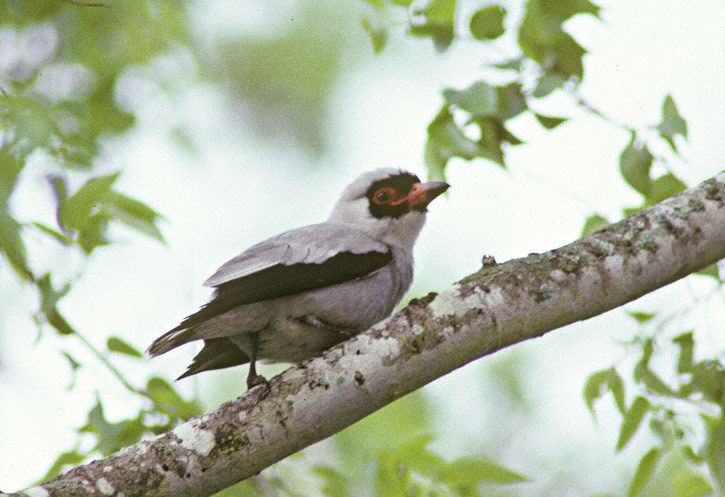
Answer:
[
  {"left": 146, "top": 326, "right": 196, "bottom": 357},
  {"left": 176, "top": 338, "right": 250, "bottom": 380}
]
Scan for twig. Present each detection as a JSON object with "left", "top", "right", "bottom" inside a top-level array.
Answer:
[{"left": 61, "top": 0, "right": 110, "bottom": 8}]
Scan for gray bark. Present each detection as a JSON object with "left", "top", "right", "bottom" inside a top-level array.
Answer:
[{"left": 6, "top": 173, "right": 724, "bottom": 497}]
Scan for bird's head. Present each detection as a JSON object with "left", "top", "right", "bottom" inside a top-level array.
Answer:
[{"left": 329, "top": 168, "right": 449, "bottom": 250}]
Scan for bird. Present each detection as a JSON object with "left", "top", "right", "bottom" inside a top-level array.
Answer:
[{"left": 147, "top": 168, "right": 449, "bottom": 390}]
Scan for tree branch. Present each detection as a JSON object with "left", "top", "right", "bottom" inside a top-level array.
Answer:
[{"left": 7, "top": 173, "right": 724, "bottom": 497}]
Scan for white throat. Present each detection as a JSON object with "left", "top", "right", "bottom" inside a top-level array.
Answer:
[{"left": 328, "top": 198, "right": 426, "bottom": 252}]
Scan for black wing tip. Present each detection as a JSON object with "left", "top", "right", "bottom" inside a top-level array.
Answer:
[
  {"left": 146, "top": 325, "right": 191, "bottom": 357},
  {"left": 175, "top": 369, "right": 194, "bottom": 381}
]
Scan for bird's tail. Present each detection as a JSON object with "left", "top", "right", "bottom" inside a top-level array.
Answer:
[
  {"left": 176, "top": 338, "right": 250, "bottom": 380},
  {"left": 146, "top": 326, "right": 195, "bottom": 357}
]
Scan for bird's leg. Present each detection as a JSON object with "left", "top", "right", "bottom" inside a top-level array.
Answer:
[{"left": 246, "top": 331, "right": 269, "bottom": 390}]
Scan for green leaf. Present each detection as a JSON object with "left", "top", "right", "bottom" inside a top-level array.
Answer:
[
  {"left": 427, "top": 108, "right": 480, "bottom": 159},
  {"left": 409, "top": 0, "right": 457, "bottom": 51},
  {"left": 375, "top": 434, "right": 447, "bottom": 491},
  {"left": 40, "top": 448, "right": 87, "bottom": 482},
  {"left": 622, "top": 205, "right": 645, "bottom": 217},
  {"left": 313, "top": 466, "right": 351, "bottom": 497},
  {"left": 634, "top": 339, "right": 676, "bottom": 396},
  {"left": 0, "top": 147, "right": 24, "bottom": 203},
  {"left": 608, "top": 370, "right": 627, "bottom": 415},
  {"left": 441, "top": 457, "right": 528, "bottom": 485},
  {"left": 689, "top": 360, "right": 724, "bottom": 404},
  {"left": 334, "top": 391, "right": 432, "bottom": 483},
  {"left": 616, "top": 396, "right": 650, "bottom": 451},
  {"left": 583, "top": 370, "right": 609, "bottom": 416},
  {"left": 469, "top": 5, "right": 506, "bottom": 40},
  {"left": 48, "top": 175, "right": 68, "bottom": 213},
  {"left": 656, "top": 94, "right": 688, "bottom": 152},
  {"left": 3, "top": 94, "right": 59, "bottom": 150},
  {"left": 517, "top": 0, "right": 598, "bottom": 80},
  {"left": 375, "top": 448, "right": 414, "bottom": 497},
  {"left": 581, "top": 213, "right": 609, "bottom": 236},
  {"left": 695, "top": 263, "right": 721, "bottom": 281},
  {"left": 619, "top": 132, "right": 653, "bottom": 196},
  {"left": 107, "top": 336, "right": 144, "bottom": 359},
  {"left": 626, "top": 310, "right": 656, "bottom": 324},
  {"left": 645, "top": 173, "right": 687, "bottom": 205},
  {"left": 59, "top": 172, "right": 121, "bottom": 231},
  {"left": 490, "top": 57, "right": 524, "bottom": 71},
  {"left": 681, "top": 444, "right": 705, "bottom": 465},
  {"left": 146, "top": 376, "right": 202, "bottom": 420},
  {"left": 443, "top": 81, "right": 498, "bottom": 116},
  {"left": 474, "top": 118, "right": 506, "bottom": 166},
  {"left": 31, "top": 222, "right": 73, "bottom": 245},
  {"left": 168, "top": 127, "right": 196, "bottom": 155},
  {"left": 361, "top": 17, "right": 388, "bottom": 54},
  {"left": 56, "top": 171, "right": 163, "bottom": 250},
  {"left": 672, "top": 472, "right": 714, "bottom": 497},
  {"left": 424, "top": 106, "right": 481, "bottom": 180},
  {"left": 61, "top": 351, "right": 82, "bottom": 389},
  {"left": 364, "top": 0, "right": 385, "bottom": 8},
  {"left": 475, "top": 116, "right": 523, "bottom": 166},
  {"left": 534, "top": 113, "right": 567, "bottom": 129},
  {"left": 35, "top": 273, "right": 75, "bottom": 335},
  {"left": 76, "top": 211, "right": 112, "bottom": 254},
  {"left": 80, "top": 400, "right": 146, "bottom": 456},
  {"left": 583, "top": 367, "right": 626, "bottom": 416},
  {"left": 703, "top": 414, "right": 725, "bottom": 489},
  {"left": 397, "top": 435, "right": 446, "bottom": 477},
  {"left": 532, "top": 73, "right": 566, "bottom": 97},
  {"left": 103, "top": 192, "right": 165, "bottom": 242},
  {"left": 672, "top": 331, "right": 694, "bottom": 374},
  {"left": 540, "top": 0, "right": 600, "bottom": 20},
  {"left": 485, "top": 350, "right": 529, "bottom": 407},
  {"left": 495, "top": 83, "right": 527, "bottom": 119},
  {"left": 0, "top": 210, "right": 32, "bottom": 280},
  {"left": 628, "top": 447, "right": 660, "bottom": 497}
]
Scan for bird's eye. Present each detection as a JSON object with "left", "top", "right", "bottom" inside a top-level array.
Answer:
[{"left": 372, "top": 187, "right": 397, "bottom": 204}]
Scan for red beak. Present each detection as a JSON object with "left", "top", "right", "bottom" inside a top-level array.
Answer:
[{"left": 405, "top": 181, "right": 450, "bottom": 210}]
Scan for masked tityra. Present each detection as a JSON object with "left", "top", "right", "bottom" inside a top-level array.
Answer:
[{"left": 147, "top": 168, "right": 449, "bottom": 389}]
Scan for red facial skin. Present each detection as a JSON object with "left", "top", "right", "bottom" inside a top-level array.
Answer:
[{"left": 371, "top": 182, "right": 450, "bottom": 209}]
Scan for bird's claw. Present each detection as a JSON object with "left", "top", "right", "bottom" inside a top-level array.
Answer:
[{"left": 247, "top": 373, "right": 270, "bottom": 391}]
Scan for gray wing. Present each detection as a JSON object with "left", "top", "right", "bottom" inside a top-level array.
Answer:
[
  {"left": 203, "top": 222, "right": 389, "bottom": 287},
  {"left": 147, "top": 223, "right": 394, "bottom": 358},
  {"left": 161, "top": 223, "right": 391, "bottom": 334}
]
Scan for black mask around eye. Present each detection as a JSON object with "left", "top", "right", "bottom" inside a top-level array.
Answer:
[{"left": 365, "top": 173, "right": 420, "bottom": 219}]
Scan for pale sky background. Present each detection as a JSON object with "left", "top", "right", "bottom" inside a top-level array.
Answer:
[{"left": 1, "top": 0, "right": 723, "bottom": 494}]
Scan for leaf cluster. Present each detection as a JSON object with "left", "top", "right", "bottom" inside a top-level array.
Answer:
[
  {"left": 0, "top": 1, "right": 200, "bottom": 481},
  {"left": 584, "top": 325, "right": 724, "bottom": 497},
  {"left": 361, "top": 0, "right": 600, "bottom": 178}
]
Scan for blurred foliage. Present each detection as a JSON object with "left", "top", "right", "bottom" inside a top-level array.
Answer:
[
  {"left": 0, "top": 0, "right": 199, "bottom": 481},
  {"left": 362, "top": 0, "right": 600, "bottom": 179},
  {"left": 209, "top": 2, "right": 353, "bottom": 156}
]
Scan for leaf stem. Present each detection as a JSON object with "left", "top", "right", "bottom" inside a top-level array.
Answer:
[
  {"left": 73, "top": 331, "right": 146, "bottom": 397},
  {"left": 575, "top": 96, "right": 635, "bottom": 132}
]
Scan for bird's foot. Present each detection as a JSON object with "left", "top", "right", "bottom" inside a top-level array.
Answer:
[{"left": 247, "top": 373, "right": 270, "bottom": 391}]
